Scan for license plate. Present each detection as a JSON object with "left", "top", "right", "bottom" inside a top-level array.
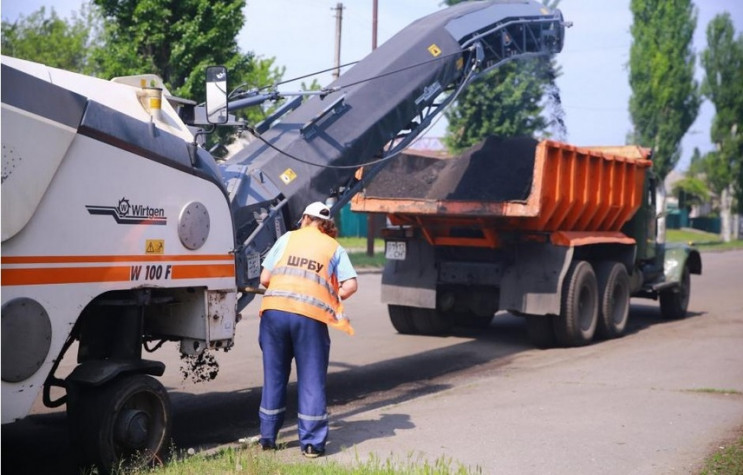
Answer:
[
  {"left": 246, "top": 253, "right": 261, "bottom": 279},
  {"left": 385, "top": 241, "right": 406, "bottom": 260}
]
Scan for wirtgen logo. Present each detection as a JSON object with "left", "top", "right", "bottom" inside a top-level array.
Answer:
[{"left": 86, "top": 197, "right": 167, "bottom": 225}]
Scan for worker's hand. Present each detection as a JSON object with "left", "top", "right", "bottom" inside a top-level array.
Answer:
[
  {"left": 339, "top": 277, "right": 358, "bottom": 300},
  {"left": 260, "top": 268, "right": 272, "bottom": 288}
]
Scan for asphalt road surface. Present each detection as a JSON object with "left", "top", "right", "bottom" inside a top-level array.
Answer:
[{"left": 3, "top": 250, "right": 743, "bottom": 474}]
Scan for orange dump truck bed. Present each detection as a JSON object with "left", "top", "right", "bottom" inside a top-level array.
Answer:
[{"left": 351, "top": 137, "right": 652, "bottom": 248}]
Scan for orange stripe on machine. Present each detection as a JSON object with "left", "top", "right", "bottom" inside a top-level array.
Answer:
[
  {"left": 1, "top": 254, "right": 232, "bottom": 264},
  {"left": 1, "top": 255, "right": 235, "bottom": 286}
]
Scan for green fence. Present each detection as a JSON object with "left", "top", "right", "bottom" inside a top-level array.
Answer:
[
  {"left": 667, "top": 209, "right": 720, "bottom": 234},
  {"left": 666, "top": 209, "right": 689, "bottom": 229},
  {"left": 689, "top": 216, "right": 721, "bottom": 234},
  {"left": 338, "top": 204, "right": 367, "bottom": 237}
]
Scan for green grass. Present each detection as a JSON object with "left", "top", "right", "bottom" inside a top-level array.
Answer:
[
  {"left": 337, "top": 237, "right": 384, "bottom": 251},
  {"left": 666, "top": 228, "right": 720, "bottom": 244},
  {"left": 666, "top": 228, "right": 743, "bottom": 251},
  {"left": 685, "top": 388, "right": 743, "bottom": 396},
  {"left": 127, "top": 446, "right": 481, "bottom": 475},
  {"left": 338, "top": 237, "right": 386, "bottom": 269},
  {"left": 700, "top": 434, "right": 743, "bottom": 475},
  {"left": 128, "top": 430, "right": 743, "bottom": 474}
]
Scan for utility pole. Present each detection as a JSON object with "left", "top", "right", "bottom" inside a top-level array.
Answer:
[
  {"left": 372, "top": 0, "right": 378, "bottom": 50},
  {"left": 367, "top": 0, "right": 379, "bottom": 257},
  {"left": 332, "top": 3, "right": 344, "bottom": 81}
]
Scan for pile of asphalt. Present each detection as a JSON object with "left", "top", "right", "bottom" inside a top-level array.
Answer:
[{"left": 365, "top": 136, "right": 537, "bottom": 202}]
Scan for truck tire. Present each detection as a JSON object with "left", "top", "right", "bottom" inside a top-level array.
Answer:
[
  {"left": 595, "top": 262, "right": 630, "bottom": 339},
  {"left": 660, "top": 266, "right": 690, "bottom": 319},
  {"left": 70, "top": 374, "right": 171, "bottom": 473},
  {"left": 411, "top": 307, "right": 453, "bottom": 335},
  {"left": 554, "top": 260, "right": 598, "bottom": 347},
  {"left": 388, "top": 305, "right": 417, "bottom": 334},
  {"left": 526, "top": 315, "right": 557, "bottom": 348}
]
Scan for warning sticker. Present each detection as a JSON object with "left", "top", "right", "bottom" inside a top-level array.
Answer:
[
  {"left": 280, "top": 168, "right": 297, "bottom": 185},
  {"left": 146, "top": 239, "right": 165, "bottom": 254},
  {"left": 427, "top": 44, "right": 442, "bottom": 57}
]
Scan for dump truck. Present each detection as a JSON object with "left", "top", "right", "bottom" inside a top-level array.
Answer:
[
  {"left": 351, "top": 136, "right": 702, "bottom": 347},
  {"left": 1, "top": 0, "right": 568, "bottom": 470}
]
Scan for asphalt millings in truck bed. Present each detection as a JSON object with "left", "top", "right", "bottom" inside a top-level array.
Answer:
[{"left": 364, "top": 136, "right": 537, "bottom": 202}]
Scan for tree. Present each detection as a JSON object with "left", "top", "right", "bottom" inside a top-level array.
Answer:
[
  {"left": 91, "top": 0, "right": 283, "bottom": 127},
  {"left": 700, "top": 12, "right": 743, "bottom": 241},
  {"left": 442, "top": 0, "right": 564, "bottom": 153},
  {"left": 672, "top": 177, "right": 707, "bottom": 212},
  {"left": 1, "top": 6, "right": 99, "bottom": 74},
  {"left": 672, "top": 147, "right": 706, "bottom": 212},
  {"left": 628, "top": 0, "right": 700, "bottom": 241},
  {"left": 628, "top": 0, "right": 700, "bottom": 180}
]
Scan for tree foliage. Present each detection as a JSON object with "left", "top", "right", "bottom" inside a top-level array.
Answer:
[
  {"left": 91, "top": 0, "right": 283, "bottom": 126},
  {"left": 442, "top": 0, "right": 564, "bottom": 153},
  {"left": 445, "top": 61, "right": 552, "bottom": 151},
  {"left": 628, "top": 0, "right": 700, "bottom": 179},
  {"left": 1, "top": 6, "right": 99, "bottom": 74},
  {"left": 672, "top": 177, "right": 708, "bottom": 210},
  {"left": 700, "top": 12, "right": 743, "bottom": 213}
]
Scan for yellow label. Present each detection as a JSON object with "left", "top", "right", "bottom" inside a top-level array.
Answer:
[
  {"left": 149, "top": 97, "right": 161, "bottom": 109},
  {"left": 427, "top": 44, "right": 442, "bottom": 57},
  {"left": 456, "top": 57, "right": 464, "bottom": 70},
  {"left": 146, "top": 239, "right": 165, "bottom": 254},
  {"left": 280, "top": 168, "right": 297, "bottom": 185}
]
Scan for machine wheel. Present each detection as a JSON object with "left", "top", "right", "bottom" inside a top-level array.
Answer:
[
  {"left": 554, "top": 260, "right": 598, "bottom": 347},
  {"left": 659, "top": 266, "right": 690, "bottom": 319},
  {"left": 69, "top": 374, "right": 171, "bottom": 473},
  {"left": 595, "top": 262, "right": 631, "bottom": 339},
  {"left": 388, "top": 305, "right": 417, "bottom": 334},
  {"left": 526, "top": 315, "right": 557, "bottom": 349},
  {"left": 411, "top": 307, "right": 453, "bottom": 335}
]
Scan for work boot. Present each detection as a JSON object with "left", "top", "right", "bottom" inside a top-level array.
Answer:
[{"left": 302, "top": 445, "right": 324, "bottom": 458}]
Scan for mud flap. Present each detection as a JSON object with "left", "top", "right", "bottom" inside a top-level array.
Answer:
[
  {"left": 381, "top": 238, "right": 437, "bottom": 309},
  {"left": 500, "top": 243, "right": 573, "bottom": 316}
]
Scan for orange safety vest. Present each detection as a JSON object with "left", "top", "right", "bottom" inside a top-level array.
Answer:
[{"left": 259, "top": 227, "right": 354, "bottom": 335}]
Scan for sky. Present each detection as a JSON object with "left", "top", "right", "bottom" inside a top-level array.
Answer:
[{"left": 2, "top": 0, "right": 742, "bottom": 172}]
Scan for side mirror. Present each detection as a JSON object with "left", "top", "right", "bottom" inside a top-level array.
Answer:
[{"left": 205, "top": 66, "right": 228, "bottom": 124}]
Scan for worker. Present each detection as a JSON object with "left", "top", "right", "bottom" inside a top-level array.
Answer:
[{"left": 256, "top": 201, "right": 358, "bottom": 458}]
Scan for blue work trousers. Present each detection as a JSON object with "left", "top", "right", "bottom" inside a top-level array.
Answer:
[{"left": 258, "top": 309, "right": 331, "bottom": 451}]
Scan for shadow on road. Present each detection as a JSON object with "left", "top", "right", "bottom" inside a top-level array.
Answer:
[
  {"left": 624, "top": 303, "right": 706, "bottom": 337},
  {"left": 1, "top": 301, "right": 694, "bottom": 473},
  {"left": 169, "top": 319, "right": 530, "bottom": 452}
]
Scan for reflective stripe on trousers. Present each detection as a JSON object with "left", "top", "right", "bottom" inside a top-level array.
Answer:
[{"left": 258, "top": 309, "right": 330, "bottom": 450}]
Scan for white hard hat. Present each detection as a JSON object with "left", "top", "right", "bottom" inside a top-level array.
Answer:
[{"left": 303, "top": 201, "right": 331, "bottom": 220}]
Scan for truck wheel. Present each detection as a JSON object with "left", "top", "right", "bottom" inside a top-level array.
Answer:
[
  {"left": 388, "top": 305, "right": 417, "bottom": 334},
  {"left": 660, "top": 266, "right": 690, "bottom": 319},
  {"left": 411, "top": 307, "right": 453, "bottom": 335},
  {"left": 554, "top": 260, "right": 598, "bottom": 347},
  {"left": 595, "top": 262, "right": 630, "bottom": 339},
  {"left": 70, "top": 374, "right": 171, "bottom": 473},
  {"left": 526, "top": 315, "right": 557, "bottom": 348}
]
